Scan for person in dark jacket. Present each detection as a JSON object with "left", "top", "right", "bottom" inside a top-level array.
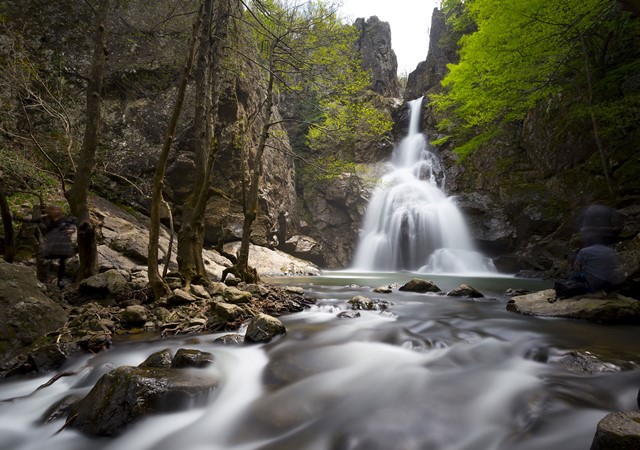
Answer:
[
  {"left": 555, "top": 204, "right": 625, "bottom": 298},
  {"left": 572, "top": 244, "right": 625, "bottom": 292},
  {"left": 41, "top": 205, "right": 76, "bottom": 288},
  {"left": 19, "top": 205, "right": 76, "bottom": 288}
]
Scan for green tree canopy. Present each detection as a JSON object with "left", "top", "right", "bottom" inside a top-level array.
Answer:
[
  {"left": 432, "top": 0, "right": 640, "bottom": 158},
  {"left": 242, "top": 0, "right": 391, "bottom": 158}
]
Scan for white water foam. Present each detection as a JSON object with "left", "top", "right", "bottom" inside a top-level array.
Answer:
[{"left": 351, "top": 97, "right": 495, "bottom": 274}]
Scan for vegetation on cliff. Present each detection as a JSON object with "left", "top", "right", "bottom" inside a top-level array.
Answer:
[{"left": 432, "top": 0, "right": 640, "bottom": 182}]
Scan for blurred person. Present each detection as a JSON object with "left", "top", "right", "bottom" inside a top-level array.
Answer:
[
  {"left": 555, "top": 204, "right": 625, "bottom": 298},
  {"left": 19, "top": 205, "right": 76, "bottom": 288}
]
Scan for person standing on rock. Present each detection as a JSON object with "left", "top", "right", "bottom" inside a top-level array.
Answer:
[
  {"left": 43, "top": 206, "right": 77, "bottom": 288},
  {"left": 19, "top": 205, "right": 76, "bottom": 288}
]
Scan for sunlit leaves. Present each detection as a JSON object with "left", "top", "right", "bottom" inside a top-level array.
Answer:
[
  {"left": 244, "top": 0, "right": 391, "bottom": 159},
  {"left": 432, "top": 0, "right": 631, "bottom": 157}
]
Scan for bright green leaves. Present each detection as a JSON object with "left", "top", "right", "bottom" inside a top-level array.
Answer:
[
  {"left": 243, "top": 1, "right": 391, "bottom": 161},
  {"left": 432, "top": 0, "right": 634, "bottom": 157},
  {"left": 307, "top": 97, "right": 392, "bottom": 153}
]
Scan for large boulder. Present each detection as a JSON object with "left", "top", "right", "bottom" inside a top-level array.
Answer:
[
  {"left": 399, "top": 278, "right": 441, "bottom": 293},
  {"left": 590, "top": 411, "right": 640, "bottom": 449},
  {"left": 282, "top": 235, "right": 325, "bottom": 267},
  {"left": 223, "top": 242, "right": 319, "bottom": 276},
  {"left": 70, "top": 364, "right": 219, "bottom": 436},
  {"left": 79, "top": 269, "right": 128, "bottom": 297},
  {"left": 0, "top": 261, "right": 68, "bottom": 369},
  {"left": 506, "top": 289, "right": 640, "bottom": 324},
  {"left": 245, "top": 314, "right": 286, "bottom": 343}
]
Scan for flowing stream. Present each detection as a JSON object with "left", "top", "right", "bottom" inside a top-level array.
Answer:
[
  {"left": 352, "top": 98, "right": 494, "bottom": 273},
  {"left": 1, "top": 273, "right": 639, "bottom": 450}
]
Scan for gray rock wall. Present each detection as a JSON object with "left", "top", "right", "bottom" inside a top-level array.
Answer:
[
  {"left": 300, "top": 168, "right": 382, "bottom": 268},
  {"left": 354, "top": 16, "right": 400, "bottom": 98},
  {"left": 4, "top": 0, "right": 299, "bottom": 249},
  {"left": 404, "top": 8, "right": 455, "bottom": 100}
]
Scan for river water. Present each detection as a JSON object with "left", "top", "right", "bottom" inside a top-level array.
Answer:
[{"left": 1, "top": 272, "right": 639, "bottom": 450}]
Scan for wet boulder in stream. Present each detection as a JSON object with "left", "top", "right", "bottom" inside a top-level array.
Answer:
[
  {"left": 245, "top": 313, "right": 286, "bottom": 343},
  {"left": 69, "top": 350, "right": 218, "bottom": 436},
  {"left": 398, "top": 278, "right": 441, "bottom": 293},
  {"left": 447, "top": 284, "right": 484, "bottom": 298},
  {"left": 506, "top": 289, "right": 640, "bottom": 324},
  {"left": 348, "top": 296, "right": 393, "bottom": 311},
  {"left": 590, "top": 411, "right": 640, "bottom": 449}
]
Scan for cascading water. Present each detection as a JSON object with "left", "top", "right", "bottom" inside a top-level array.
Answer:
[{"left": 352, "top": 97, "right": 495, "bottom": 274}]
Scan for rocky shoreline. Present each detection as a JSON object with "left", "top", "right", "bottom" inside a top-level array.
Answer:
[{"left": 0, "top": 260, "right": 317, "bottom": 378}]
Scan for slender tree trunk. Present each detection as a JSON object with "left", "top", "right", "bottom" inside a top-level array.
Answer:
[
  {"left": 64, "top": 0, "right": 110, "bottom": 281},
  {"left": 0, "top": 187, "right": 15, "bottom": 263},
  {"left": 236, "top": 70, "right": 275, "bottom": 282},
  {"left": 177, "top": 0, "right": 213, "bottom": 288},
  {"left": 148, "top": 0, "right": 204, "bottom": 300},
  {"left": 177, "top": 0, "right": 231, "bottom": 288}
]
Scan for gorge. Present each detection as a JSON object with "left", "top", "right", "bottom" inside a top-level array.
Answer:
[{"left": 1, "top": 1, "right": 639, "bottom": 449}]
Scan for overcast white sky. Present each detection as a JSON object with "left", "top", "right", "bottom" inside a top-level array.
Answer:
[{"left": 339, "top": 0, "right": 441, "bottom": 75}]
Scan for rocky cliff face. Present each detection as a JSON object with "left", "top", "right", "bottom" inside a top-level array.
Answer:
[
  {"left": 165, "top": 53, "right": 298, "bottom": 248},
  {"left": 290, "top": 16, "right": 403, "bottom": 268},
  {"left": 404, "top": 8, "right": 455, "bottom": 101},
  {"left": 354, "top": 16, "right": 400, "bottom": 98},
  {"left": 4, "top": 0, "right": 298, "bottom": 250},
  {"left": 299, "top": 164, "right": 386, "bottom": 268},
  {"left": 410, "top": 8, "right": 640, "bottom": 278}
]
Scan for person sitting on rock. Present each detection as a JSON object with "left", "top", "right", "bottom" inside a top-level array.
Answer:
[
  {"left": 572, "top": 243, "right": 625, "bottom": 294},
  {"left": 555, "top": 204, "right": 625, "bottom": 298}
]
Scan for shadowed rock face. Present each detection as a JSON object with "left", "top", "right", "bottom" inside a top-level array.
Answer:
[
  {"left": 5, "top": 0, "right": 299, "bottom": 250},
  {"left": 0, "top": 261, "right": 68, "bottom": 370}
]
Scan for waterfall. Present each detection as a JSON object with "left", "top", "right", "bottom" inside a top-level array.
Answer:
[{"left": 351, "top": 97, "right": 495, "bottom": 274}]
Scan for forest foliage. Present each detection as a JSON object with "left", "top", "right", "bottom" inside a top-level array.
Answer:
[{"left": 432, "top": 0, "right": 640, "bottom": 159}]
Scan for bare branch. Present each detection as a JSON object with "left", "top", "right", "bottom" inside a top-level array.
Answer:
[{"left": 19, "top": 99, "right": 67, "bottom": 192}]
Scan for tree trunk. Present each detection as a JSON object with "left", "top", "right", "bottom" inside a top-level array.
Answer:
[
  {"left": 0, "top": 187, "right": 15, "bottom": 263},
  {"left": 148, "top": 0, "right": 204, "bottom": 300},
  {"left": 64, "top": 0, "right": 110, "bottom": 281},
  {"left": 235, "top": 69, "right": 275, "bottom": 282},
  {"left": 177, "top": 0, "right": 231, "bottom": 287}
]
